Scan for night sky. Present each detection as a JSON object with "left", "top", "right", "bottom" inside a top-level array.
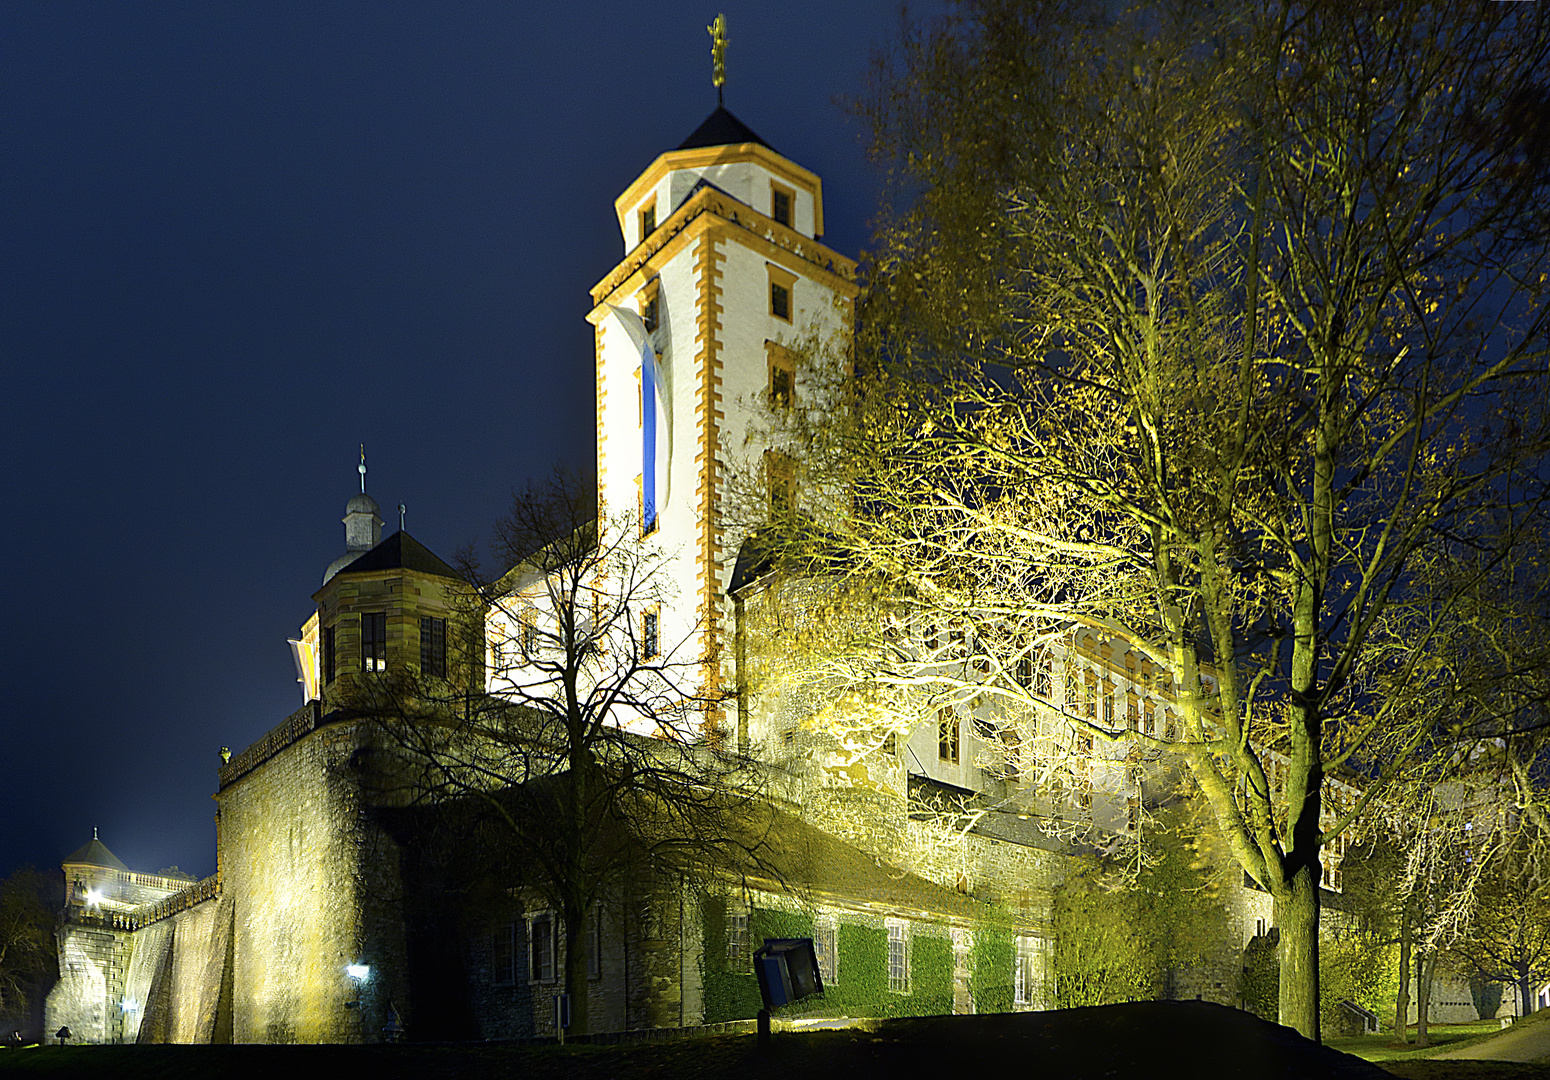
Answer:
[{"left": 2, "top": 3, "right": 924, "bottom": 881}]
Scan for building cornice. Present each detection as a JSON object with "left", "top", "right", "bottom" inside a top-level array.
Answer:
[
  {"left": 589, "top": 185, "right": 857, "bottom": 318},
  {"left": 614, "top": 142, "right": 827, "bottom": 239}
]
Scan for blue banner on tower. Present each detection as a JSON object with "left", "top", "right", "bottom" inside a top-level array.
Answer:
[{"left": 609, "top": 304, "right": 670, "bottom": 530}]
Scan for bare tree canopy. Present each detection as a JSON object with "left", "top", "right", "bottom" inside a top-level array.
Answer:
[
  {"left": 352, "top": 472, "right": 766, "bottom": 1036},
  {"left": 745, "top": 0, "right": 1550, "bottom": 1039}
]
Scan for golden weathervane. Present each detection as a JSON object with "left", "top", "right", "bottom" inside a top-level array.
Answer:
[{"left": 708, "top": 13, "right": 727, "bottom": 105}]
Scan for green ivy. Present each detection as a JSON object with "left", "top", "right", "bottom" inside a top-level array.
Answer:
[
  {"left": 699, "top": 897, "right": 1002, "bottom": 1022},
  {"left": 972, "top": 926, "right": 1015, "bottom": 1014}
]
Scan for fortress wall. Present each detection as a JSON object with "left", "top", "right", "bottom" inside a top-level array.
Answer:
[
  {"left": 45, "top": 923, "right": 118, "bottom": 1043},
  {"left": 118, "top": 918, "right": 173, "bottom": 1042},
  {"left": 219, "top": 718, "right": 394, "bottom": 1043},
  {"left": 148, "top": 894, "right": 232, "bottom": 1043}
]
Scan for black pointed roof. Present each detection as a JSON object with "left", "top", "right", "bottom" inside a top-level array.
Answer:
[
  {"left": 64, "top": 835, "right": 128, "bottom": 871},
  {"left": 334, "top": 530, "right": 461, "bottom": 581},
  {"left": 677, "top": 105, "right": 775, "bottom": 153}
]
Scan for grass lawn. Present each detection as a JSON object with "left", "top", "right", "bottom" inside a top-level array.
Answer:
[{"left": 1331, "top": 1020, "right": 1515, "bottom": 1063}]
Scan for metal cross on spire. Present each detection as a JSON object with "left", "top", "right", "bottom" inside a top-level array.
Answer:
[
  {"left": 708, "top": 13, "right": 727, "bottom": 107},
  {"left": 358, "top": 444, "right": 367, "bottom": 493}
]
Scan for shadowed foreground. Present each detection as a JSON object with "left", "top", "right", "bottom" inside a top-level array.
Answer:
[{"left": 0, "top": 1003, "right": 1537, "bottom": 1080}]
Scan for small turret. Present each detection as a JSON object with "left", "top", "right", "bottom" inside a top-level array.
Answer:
[{"left": 325, "top": 448, "right": 384, "bottom": 584}]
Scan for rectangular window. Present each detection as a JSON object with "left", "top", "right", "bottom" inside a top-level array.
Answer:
[
  {"left": 638, "top": 201, "right": 656, "bottom": 243},
  {"left": 1143, "top": 702, "right": 1156, "bottom": 736},
  {"left": 420, "top": 616, "right": 447, "bottom": 678},
  {"left": 1127, "top": 693, "right": 1139, "bottom": 731},
  {"left": 1014, "top": 936, "right": 1039, "bottom": 1006},
  {"left": 323, "top": 624, "right": 336, "bottom": 684},
  {"left": 493, "top": 922, "right": 518, "bottom": 985},
  {"left": 360, "top": 612, "right": 387, "bottom": 672},
  {"left": 1102, "top": 683, "right": 1115, "bottom": 729},
  {"left": 766, "top": 451, "right": 796, "bottom": 519},
  {"left": 886, "top": 919, "right": 910, "bottom": 993},
  {"left": 639, "top": 280, "right": 660, "bottom": 334},
  {"left": 1164, "top": 710, "right": 1178, "bottom": 741},
  {"left": 727, "top": 911, "right": 749, "bottom": 971},
  {"left": 814, "top": 916, "right": 837, "bottom": 986},
  {"left": 642, "top": 608, "right": 660, "bottom": 660},
  {"left": 530, "top": 913, "right": 556, "bottom": 983},
  {"left": 770, "top": 183, "right": 793, "bottom": 227},
  {"left": 938, "top": 708, "right": 960, "bottom": 764},
  {"left": 767, "top": 263, "right": 797, "bottom": 322}
]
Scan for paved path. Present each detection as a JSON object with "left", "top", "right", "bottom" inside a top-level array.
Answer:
[{"left": 1432, "top": 1016, "right": 1550, "bottom": 1063}]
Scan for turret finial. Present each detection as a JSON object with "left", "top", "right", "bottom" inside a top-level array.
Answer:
[
  {"left": 359, "top": 445, "right": 367, "bottom": 493},
  {"left": 708, "top": 14, "right": 727, "bottom": 107}
]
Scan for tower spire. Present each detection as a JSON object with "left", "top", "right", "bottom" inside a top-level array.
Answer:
[
  {"left": 359, "top": 444, "right": 368, "bottom": 493},
  {"left": 708, "top": 14, "right": 727, "bottom": 107}
]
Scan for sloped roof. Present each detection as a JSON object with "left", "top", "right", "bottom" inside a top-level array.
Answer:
[
  {"left": 677, "top": 105, "right": 775, "bottom": 153},
  {"left": 733, "top": 803, "right": 984, "bottom": 923},
  {"left": 63, "top": 835, "right": 128, "bottom": 871},
  {"left": 334, "top": 530, "right": 461, "bottom": 581}
]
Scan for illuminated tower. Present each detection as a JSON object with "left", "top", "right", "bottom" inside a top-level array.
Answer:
[{"left": 588, "top": 100, "right": 857, "bottom": 728}]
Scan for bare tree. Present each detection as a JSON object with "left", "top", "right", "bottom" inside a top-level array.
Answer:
[
  {"left": 356, "top": 472, "right": 764, "bottom": 1036},
  {"left": 0, "top": 868, "right": 57, "bottom": 1035},
  {"left": 741, "top": 0, "right": 1550, "bottom": 1039},
  {"left": 1456, "top": 832, "right": 1550, "bottom": 1020}
]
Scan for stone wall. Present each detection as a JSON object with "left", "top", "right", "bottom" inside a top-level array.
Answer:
[{"left": 217, "top": 714, "right": 406, "bottom": 1043}]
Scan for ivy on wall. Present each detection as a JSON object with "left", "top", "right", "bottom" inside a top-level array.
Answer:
[
  {"left": 701, "top": 894, "right": 1008, "bottom": 1023},
  {"left": 971, "top": 927, "right": 1015, "bottom": 1014},
  {"left": 1051, "top": 805, "right": 1232, "bottom": 1007}
]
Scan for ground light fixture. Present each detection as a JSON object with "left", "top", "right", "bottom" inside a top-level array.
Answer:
[{"left": 346, "top": 963, "right": 370, "bottom": 980}]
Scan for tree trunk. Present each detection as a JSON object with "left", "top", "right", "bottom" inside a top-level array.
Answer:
[
  {"left": 562, "top": 900, "right": 590, "bottom": 1036},
  {"left": 1393, "top": 900, "right": 1412, "bottom": 1042},
  {"left": 1519, "top": 966, "right": 1536, "bottom": 1018},
  {"left": 1273, "top": 868, "right": 1320, "bottom": 1042},
  {"left": 1416, "top": 951, "right": 1436, "bottom": 1047}
]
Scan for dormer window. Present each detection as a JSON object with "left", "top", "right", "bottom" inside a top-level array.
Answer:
[
  {"left": 771, "top": 183, "right": 793, "bottom": 227},
  {"left": 639, "top": 201, "right": 657, "bottom": 245}
]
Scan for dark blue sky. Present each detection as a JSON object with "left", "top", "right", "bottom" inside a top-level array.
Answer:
[{"left": 1, "top": 2, "right": 924, "bottom": 880}]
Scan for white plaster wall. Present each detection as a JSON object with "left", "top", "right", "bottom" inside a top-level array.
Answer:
[{"left": 621, "top": 162, "right": 819, "bottom": 252}]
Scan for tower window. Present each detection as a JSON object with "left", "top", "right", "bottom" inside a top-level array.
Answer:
[
  {"left": 771, "top": 183, "right": 793, "bottom": 227},
  {"left": 420, "top": 616, "right": 447, "bottom": 678},
  {"left": 770, "top": 364, "right": 793, "bottom": 408},
  {"left": 642, "top": 608, "right": 660, "bottom": 660},
  {"left": 639, "top": 280, "right": 660, "bottom": 333},
  {"left": 323, "top": 624, "right": 336, "bottom": 684},
  {"left": 767, "top": 263, "right": 797, "bottom": 323},
  {"left": 765, "top": 451, "right": 796, "bottom": 519},
  {"left": 766, "top": 342, "right": 797, "bottom": 410},
  {"left": 360, "top": 612, "right": 387, "bottom": 673},
  {"left": 638, "top": 200, "right": 657, "bottom": 245}
]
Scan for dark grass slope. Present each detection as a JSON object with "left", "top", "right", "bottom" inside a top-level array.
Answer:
[{"left": 0, "top": 1002, "right": 1513, "bottom": 1080}]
